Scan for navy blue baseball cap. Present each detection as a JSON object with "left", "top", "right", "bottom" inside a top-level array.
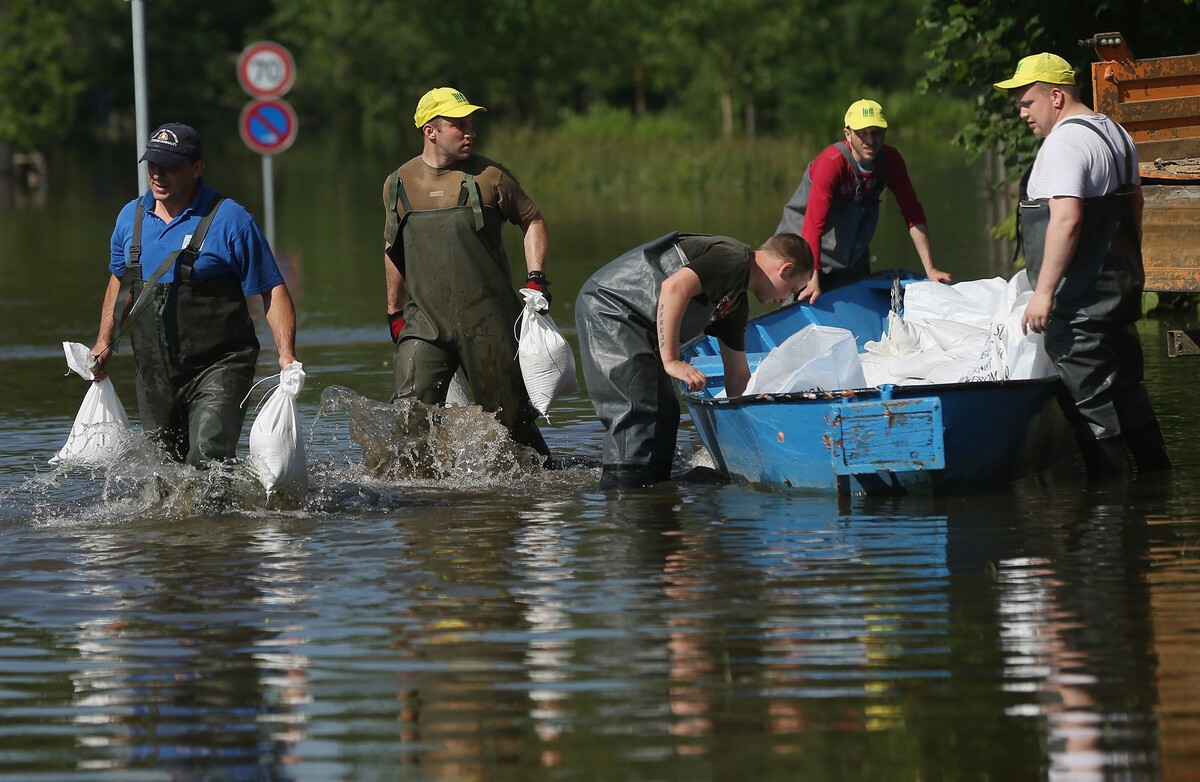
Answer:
[{"left": 139, "top": 123, "right": 203, "bottom": 167}]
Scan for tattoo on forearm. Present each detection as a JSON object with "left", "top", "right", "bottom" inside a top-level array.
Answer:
[{"left": 657, "top": 302, "right": 667, "bottom": 352}]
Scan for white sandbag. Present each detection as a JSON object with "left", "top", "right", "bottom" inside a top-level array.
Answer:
[
  {"left": 515, "top": 288, "right": 577, "bottom": 417},
  {"left": 248, "top": 361, "right": 308, "bottom": 496},
  {"left": 744, "top": 325, "right": 866, "bottom": 395},
  {"left": 51, "top": 341, "right": 132, "bottom": 467}
]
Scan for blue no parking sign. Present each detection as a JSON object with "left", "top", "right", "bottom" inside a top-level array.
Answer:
[{"left": 239, "top": 98, "right": 298, "bottom": 155}]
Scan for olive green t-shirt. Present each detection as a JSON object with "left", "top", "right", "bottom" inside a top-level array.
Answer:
[
  {"left": 679, "top": 235, "right": 751, "bottom": 352},
  {"left": 382, "top": 154, "right": 541, "bottom": 253}
]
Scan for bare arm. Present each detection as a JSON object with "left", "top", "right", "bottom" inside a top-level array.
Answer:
[
  {"left": 1022, "top": 196, "right": 1083, "bottom": 335},
  {"left": 261, "top": 283, "right": 298, "bottom": 370},
  {"left": 910, "top": 224, "right": 951, "bottom": 283},
  {"left": 720, "top": 340, "right": 751, "bottom": 398},
  {"left": 385, "top": 250, "right": 405, "bottom": 315},
  {"left": 657, "top": 267, "right": 707, "bottom": 391},
  {"left": 521, "top": 215, "right": 548, "bottom": 275},
  {"left": 89, "top": 274, "right": 125, "bottom": 381}
]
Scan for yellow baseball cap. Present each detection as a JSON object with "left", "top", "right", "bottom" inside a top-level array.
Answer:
[
  {"left": 994, "top": 52, "right": 1076, "bottom": 90},
  {"left": 413, "top": 87, "right": 486, "bottom": 128},
  {"left": 844, "top": 99, "right": 888, "bottom": 130}
]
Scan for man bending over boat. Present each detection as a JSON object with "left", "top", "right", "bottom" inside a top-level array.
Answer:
[
  {"left": 777, "top": 99, "right": 951, "bottom": 303},
  {"left": 575, "top": 233, "right": 813, "bottom": 490}
]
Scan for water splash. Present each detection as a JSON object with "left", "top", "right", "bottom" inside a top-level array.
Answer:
[
  {"left": 0, "top": 385, "right": 596, "bottom": 524},
  {"left": 316, "top": 385, "right": 545, "bottom": 487}
]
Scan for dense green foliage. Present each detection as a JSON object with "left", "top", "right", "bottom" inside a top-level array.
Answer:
[
  {"left": 2, "top": 0, "right": 1195, "bottom": 154},
  {"left": 919, "top": 0, "right": 1199, "bottom": 180},
  {"left": 1, "top": 0, "right": 1196, "bottom": 315},
  {"left": 1, "top": 0, "right": 942, "bottom": 150}
]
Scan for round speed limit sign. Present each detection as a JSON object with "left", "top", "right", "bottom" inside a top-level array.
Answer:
[{"left": 237, "top": 41, "right": 295, "bottom": 99}]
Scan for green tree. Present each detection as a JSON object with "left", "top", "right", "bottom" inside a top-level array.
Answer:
[
  {"left": 919, "top": 0, "right": 1200, "bottom": 182},
  {"left": 0, "top": 1, "right": 86, "bottom": 150}
]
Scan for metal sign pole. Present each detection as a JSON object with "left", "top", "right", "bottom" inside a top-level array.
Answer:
[
  {"left": 262, "top": 154, "right": 275, "bottom": 249},
  {"left": 129, "top": 0, "right": 149, "bottom": 190}
]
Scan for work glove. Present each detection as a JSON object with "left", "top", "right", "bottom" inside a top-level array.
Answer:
[
  {"left": 524, "top": 270, "right": 551, "bottom": 304},
  {"left": 388, "top": 311, "right": 406, "bottom": 343}
]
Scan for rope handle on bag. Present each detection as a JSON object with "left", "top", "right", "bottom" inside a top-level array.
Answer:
[{"left": 240, "top": 372, "right": 282, "bottom": 412}]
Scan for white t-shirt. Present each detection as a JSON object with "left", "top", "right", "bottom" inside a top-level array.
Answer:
[{"left": 1026, "top": 114, "right": 1140, "bottom": 200}]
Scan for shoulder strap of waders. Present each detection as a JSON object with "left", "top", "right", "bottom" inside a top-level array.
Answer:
[
  {"left": 385, "top": 168, "right": 412, "bottom": 248},
  {"left": 1011, "top": 165, "right": 1035, "bottom": 267},
  {"left": 110, "top": 193, "right": 225, "bottom": 351},
  {"left": 1061, "top": 117, "right": 1135, "bottom": 188},
  {"left": 836, "top": 142, "right": 874, "bottom": 203},
  {"left": 108, "top": 202, "right": 146, "bottom": 354},
  {"left": 459, "top": 173, "right": 485, "bottom": 231}
]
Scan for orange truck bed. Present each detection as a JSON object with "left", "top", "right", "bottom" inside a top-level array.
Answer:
[{"left": 1088, "top": 32, "right": 1200, "bottom": 293}]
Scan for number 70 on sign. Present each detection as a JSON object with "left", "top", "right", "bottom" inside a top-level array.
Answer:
[{"left": 237, "top": 41, "right": 296, "bottom": 99}]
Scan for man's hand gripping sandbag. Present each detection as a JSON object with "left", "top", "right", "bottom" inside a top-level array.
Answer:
[
  {"left": 51, "top": 341, "right": 132, "bottom": 468},
  {"left": 515, "top": 287, "right": 577, "bottom": 418},
  {"left": 248, "top": 361, "right": 309, "bottom": 497}
]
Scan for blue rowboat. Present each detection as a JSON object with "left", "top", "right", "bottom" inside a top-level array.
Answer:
[{"left": 680, "top": 272, "right": 1073, "bottom": 494}]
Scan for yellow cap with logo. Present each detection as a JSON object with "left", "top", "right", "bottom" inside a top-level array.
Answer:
[
  {"left": 844, "top": 99, "right": 888, "bottom": 130},
  {"left": 414, "top": 87, "right": 486, "bottom": 128},
  {"left": 994, "top": 53, "right": 1076, "bottom": 90}
]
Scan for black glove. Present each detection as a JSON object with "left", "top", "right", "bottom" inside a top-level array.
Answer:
[{"left": 525, "top": 270, "right": 551, "bottom": 304}]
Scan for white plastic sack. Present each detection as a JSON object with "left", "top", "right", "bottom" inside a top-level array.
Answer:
[
  {"left": 959, "top": 272, "right": 1056, "bottom": 383},
  {"left": 743, "top": 325, "right": 866, "bottom": 395},
  {"left": 999, "top": 272, "right": 1056, "bottom": 380},
  {"left": 903, "top": 277, "right": 1008, "bottom": 331},
  {"left": 863, "top": 273, "right": 1055, "bottom": 386},
  {"left": 445, "top": 368, "right": 472, "bottom": 407},
  {"left": 248, "top": 361, "right": 308, "bottom": 496},
  {"left": 515, "top": 288, "right": 577, "bottom": 417},
  {"left": 51, "top": 342, "right": 132, "bottom": 467}
]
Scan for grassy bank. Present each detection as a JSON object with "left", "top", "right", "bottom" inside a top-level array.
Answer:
[{"left": 479, "top": 130, "right": 822, "bottom": 202}]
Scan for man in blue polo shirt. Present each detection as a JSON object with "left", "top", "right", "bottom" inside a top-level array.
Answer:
[{"left": 88, "top": 122, "right": 299, "bottom": 465}]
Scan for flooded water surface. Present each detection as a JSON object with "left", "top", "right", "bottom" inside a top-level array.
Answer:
[{"left": 2, "top": 139, "right": 1199, "bottom": 780}]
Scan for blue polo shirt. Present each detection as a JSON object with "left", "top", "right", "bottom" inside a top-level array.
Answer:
[{"left": 109, "top": 178, "right": 284, "bottom": 296}]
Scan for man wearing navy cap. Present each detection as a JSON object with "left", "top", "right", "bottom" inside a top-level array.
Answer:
[{"left": 88, "top": 122, "right": 299, "bottom": 466}]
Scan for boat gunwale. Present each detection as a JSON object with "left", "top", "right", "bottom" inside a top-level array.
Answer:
[{"left": 682, "top": 375, "right": 1063, "bottom": 408}]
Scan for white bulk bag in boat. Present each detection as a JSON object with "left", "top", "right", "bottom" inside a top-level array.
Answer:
[{"left": 744, "top": 325, "right": 866, "bottom": 395}]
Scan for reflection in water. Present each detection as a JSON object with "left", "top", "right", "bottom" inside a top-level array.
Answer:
[
  {"left": 1, "top": 137, "right": 1198, "bottom": 780},
  {"left": 3, "top": 521, "right": 313, "bottom": 779},
  {"left": 953, "top": 483, "right": 1161, "bottom": 780}
]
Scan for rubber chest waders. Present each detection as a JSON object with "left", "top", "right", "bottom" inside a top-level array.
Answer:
[
  {"left": 780, "top": 143, "right": 886, "bottom": 290},
  {"left": 116, "top": 195, "right": 259, "bottom": 465},
  {"left": 386, "top": 170, "right": 548, "bottom": 456},
  {"left": 575, "top": 233, "right": 738, "bottom": 483},
  {"left": 1017, "top": 118, "right": 1154, "bottom": 442}
]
